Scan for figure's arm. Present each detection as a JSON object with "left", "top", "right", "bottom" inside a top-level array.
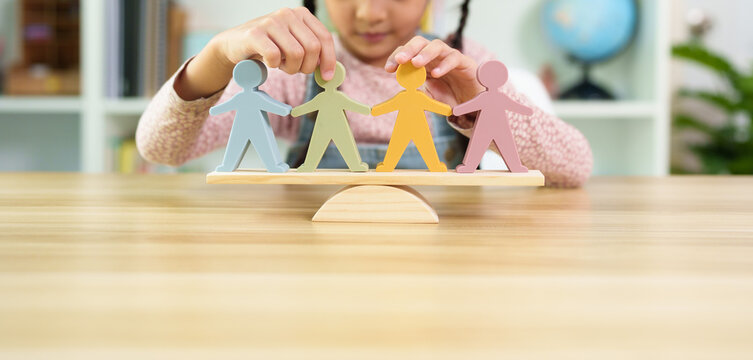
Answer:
[
  {"left": 505, "top": 95, "right": 534, "bottom": 116},
  {"left": 209, "top": 96, "right": 238, "bottom": 116},
  {"left": 422, "top": 94, "right": 452, "bottom": 116},
  {"left": 496, "top": 85, "right": 592, "bottom": 188},
  {"left": 453, "top": 96, "right": 483, "bottom": 116},
  {"left": 290, "top": 96, "right": 320, "bottom": 117},
  {"left": 258, "top": 69, "right": 308, "bottom": 142},
  {"left": 371, "top": 96, "right": 400, "bottom": 116},
  {"left": 137, "top": 58, "right": 308, "bottom": 168},
  {"left": 343, "top": 95, "right": 371, "bottom": 115},
  {"left": 440, "top": 36, "right": 592, "bottom": 187},
  {"left": 258, "top": 92, "right": 292, "bottom": 116},
  {"left": 136, "top": 58, "right": 237, "bottom": 167}
]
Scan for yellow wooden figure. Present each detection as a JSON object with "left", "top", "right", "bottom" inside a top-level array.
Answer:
[{"left": 371, "top": 63, "right": 452, "bottom": 172}]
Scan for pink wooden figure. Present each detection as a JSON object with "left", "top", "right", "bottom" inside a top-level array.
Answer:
[{"left": 453, "top": 60, "right": 534, "bottom": 173}]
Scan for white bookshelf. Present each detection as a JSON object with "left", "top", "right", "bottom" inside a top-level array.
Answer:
[
  {"left": 0, "top": 96, "right": 82, "bottom": 113},
  {"left": 552, "top": 101, "right": 658, "bottom": 119},
  {"left": 103, "top": 98, "right": 151, "bottom": 116},
  {"left": 444, "top": 0, "right": 673, "bottom": 176},
  {"left": 0, "top": 0, "right": 673, "bottom": 175}
]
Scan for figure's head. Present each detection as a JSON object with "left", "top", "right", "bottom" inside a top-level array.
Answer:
[
  {"left": 304, "top": 0, "right": 472, "bottom": 67},
  {"left": 233, "top": 59, "right": 268, "bottom": 89},
  {"left": 477, "top": 60, "right": 509, "bottom": 90},
  {"left": 396, "top": 62, "right": 426, "bottom": 90},
  {"left": 315, "top": 61, "right": 346, "bottom": 90}
]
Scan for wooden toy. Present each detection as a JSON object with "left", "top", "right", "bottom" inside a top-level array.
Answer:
[
  {"left": 371, "top": 63, "right": 452, "bottom": 173},
  {"left": 208, "top": 62, "right": 546, "bottom": 224},
  {"left": 207, "top": 169, "right": 545, "bottom": 224},
  {"left": 210, "top": 60, "right": 292, "bottom": 173},
  {"left": 291, "top": 62, "right": 370, "bottom": 172},
  {"left": 453, "top": 60, "right": 534, "bottom": 173}
]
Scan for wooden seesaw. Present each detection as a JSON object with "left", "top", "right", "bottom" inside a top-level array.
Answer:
[
  {"left": 206, "top": 60, "right": 545, "bottom": 223},
  {"left": 207, "top": 169, "right": 544, "bottom": 224}
]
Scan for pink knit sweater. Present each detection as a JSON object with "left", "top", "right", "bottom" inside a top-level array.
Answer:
[{"left": 136, "top": 36, "right": 592, "bottom": 187}]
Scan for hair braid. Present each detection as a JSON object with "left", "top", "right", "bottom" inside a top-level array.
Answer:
[
  {"left": 451, "top": 0, "right": 472, "bottom": 166},
  {"left": 451, "top": 0, "right": 471, "bottom": 51},
  {"left": 303, "top": 0, "right": 316, "bottom": 16}
]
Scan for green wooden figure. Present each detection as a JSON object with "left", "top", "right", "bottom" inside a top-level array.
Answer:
[{"left": 291, "top": 62, "right": 371, "bottom": 172}]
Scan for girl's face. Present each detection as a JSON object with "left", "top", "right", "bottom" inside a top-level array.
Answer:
[{"left": 324, "top": 0, "right": 428, "bottom": 67}]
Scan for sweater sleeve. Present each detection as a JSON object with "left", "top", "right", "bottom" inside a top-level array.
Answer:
[
  {"left": 453, "top": 38, "right": 593, "bottom": 188},
  {"left": 136, "top": 58, "right": 307, "bottom": 167}
]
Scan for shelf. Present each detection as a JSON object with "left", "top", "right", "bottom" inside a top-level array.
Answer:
[
  {"left": 553, "top": 101, "right": 658, "bottom": 119},
  {"left": 0, "top": 0, "right": 671, "bottom": 175},
  {"left": 0, "top": 97, "right": 658, "bottom": 119},
  {"left": 207, "top": 169, "right": 545, "bottom": 187},
  {"left": 98, "top": 98, "right": 658, "bottom": 119},
  {"left": 104, "top": 98, "right": 151, "bottom": 116},
  {"left": 0, "top": 96, "right": 82, "bottom": 114}
]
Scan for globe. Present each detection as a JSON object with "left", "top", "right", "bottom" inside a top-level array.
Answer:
[{"left": 542, "top": 0, "right": 638, "bottom": 99}]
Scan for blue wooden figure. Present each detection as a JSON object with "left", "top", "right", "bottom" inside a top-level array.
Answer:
[{"left": 210, "top": 60, "right": 292, "bottom": 173}]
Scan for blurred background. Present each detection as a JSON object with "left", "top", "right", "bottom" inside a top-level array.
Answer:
[{"left": 0, "top": 0, "right": 750, "bottom": 175}]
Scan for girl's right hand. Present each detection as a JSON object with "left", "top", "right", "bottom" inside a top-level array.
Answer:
[
  {"left": 175, "top": 7, "right": 335, "bottom": 101},
  {"left": 215, "top": 7, "right": 337, "bottom": 80}
]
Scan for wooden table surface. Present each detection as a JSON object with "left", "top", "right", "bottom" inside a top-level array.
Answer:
[{"left": 1, "top": 173, "right": 752, "bottom": 359}]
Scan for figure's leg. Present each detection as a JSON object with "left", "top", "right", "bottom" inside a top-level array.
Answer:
[
  {"left": 216, "top": 126, "right": 251, "bottom": 172},
  {"left": 264, "top": 122, "right": 289, "bottom": 172},
  {"left": 376, "top": 121, "right": 411, "bottom": 172},
  {"left": 491, "top": 125, "right": 528, "bottom": 173},
  {"left": 296, "top": 125, "right": 331, "bottom": 172},
  {"left": 253, "top": 131, "right": 288, "bottom": 173},
  {"left": 331, "top": 126, "right": 368, "bottom": 172},
  {"left": 456, "top": 129, "right": 493, "bottom": 173},
  {"left": 254, "top": 121, "right": 290, "bottom": 173},
  {"left": 411, "top": 121, "right": 447, "bottom": 172},
  {"left": 250, "top": 119, "right": 288, "bottom": 173}
]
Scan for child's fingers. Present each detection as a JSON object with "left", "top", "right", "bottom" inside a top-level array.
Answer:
[
  {"left": 268, "top": 24, "right": 305, "bottom": 74},
  {"left": 288, "top": 18, "right": 321, "bottom": 74},
  {"left": 395, "top": 36, "right": 431, "bottom": 63},
  {"left": 248, "top": 35, "right": 282, "bottom": 68},
  {"left": 298, "top": 8, "right": 336, "bottom": 80},
  {"left": 385, "top": 36, "right": 430, "bottom": 71},
  {"left": 384, "top": 45, "right": 408, "bottom": 72},
  {"left": 384, "top": 47, "right": 401, "bottom": 72},
  {"left": 411, "top": 39, "right": 447, "bottom": 68},
  {"left": 429, "top": 49, "right": 464, "bottom": 78}
]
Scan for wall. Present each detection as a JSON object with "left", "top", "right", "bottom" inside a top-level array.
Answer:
[{"left": 671, "top": 0, "right": 753, "bottom": 171}]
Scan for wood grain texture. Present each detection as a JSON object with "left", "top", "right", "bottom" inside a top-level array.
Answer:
[
  {"left": 207, "top": 169, "right": 545, "bottom": 186},
  {"left": 312, "top": 185, "right": 438, "bottom": 223},
  {"left": 1, "top": 173, "right": 753, "bottom": 359}
]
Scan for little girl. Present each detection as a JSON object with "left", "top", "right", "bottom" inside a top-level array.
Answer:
[{"left": 136, "top": 0, "right": 593, "bottom": 187}]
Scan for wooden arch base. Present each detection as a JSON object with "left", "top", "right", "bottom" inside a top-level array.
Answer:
[
  {"left": 207, "top": 169, "right": 545, "bottom": 224},
  {"left": 313, "top": 185, "right": 438, "bottom": 224}
]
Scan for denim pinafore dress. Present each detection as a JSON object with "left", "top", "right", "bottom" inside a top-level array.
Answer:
[{"left": 286, "top": 36, "right": 465, "bottom": 170}]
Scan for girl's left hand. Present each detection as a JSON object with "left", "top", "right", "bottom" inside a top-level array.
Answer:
[{"left": 385, "top": 36, "right": 485, "bottom": 107}]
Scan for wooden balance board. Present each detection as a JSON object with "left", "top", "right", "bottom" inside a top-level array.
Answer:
[{"left": 207, "top": 169, "right": 545, "bottom": 224}]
